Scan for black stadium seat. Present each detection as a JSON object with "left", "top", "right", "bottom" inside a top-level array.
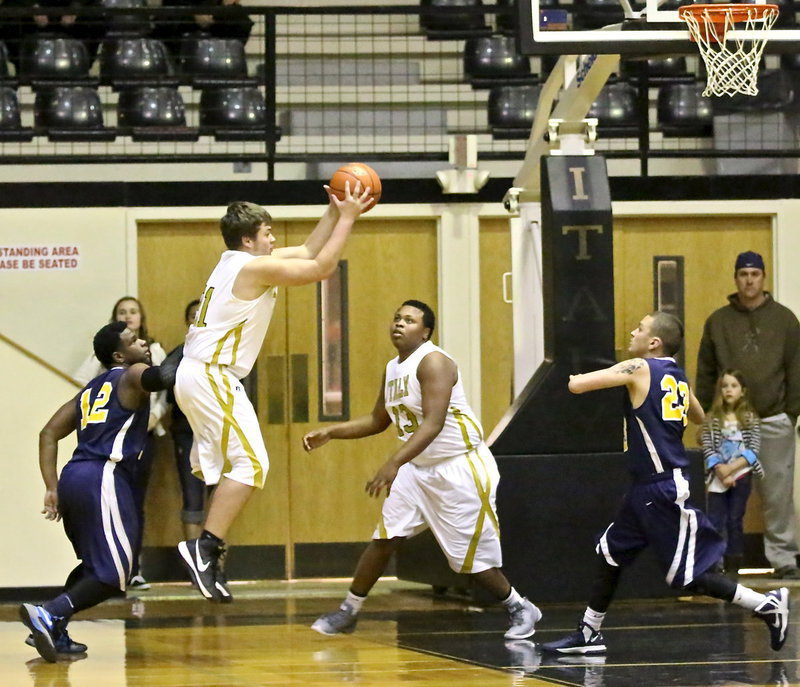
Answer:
[
  {"left": 19, "top": 37, "right": 95, "bottom": 87},
  {"left": 621, "top": 56, "right": 694, "bottom": 85},
  {"left": 463, "top": 35, "right": 537, "bottom": 88},
  {"left": 0, "top": 87, "right": 34, "bottom": 141},
  {"left": 99, "top": 37, "right": 177, "bottom": 87},
  {"left": 178, "top": 36, "right": 253, "bottom": 87},
  {"left": 420, "top": 0, "right": 491, "bottom": 40},
  {"left": 34, "top": 86, "right": 116, "bottom": 141},
  {"left": 488, "top": 83, "right": 540, "bottom": 139},
  {"left": 571, "top": 0, "right": 626, "bottom": 30},
  {"left": 657, "top": 82, "right": 713, "bottom": 137},
  {"left": 117, "top": 86, "right": 199, "bottom": 141},
  {"left": 100, "top": 0, "right": 154, "bottom": 38},
  {"left": 587, "top": 81, "right": 639, "bottom": 137},
  {"left": 199, "top": 86, "right": 282, "bottom": 141}
]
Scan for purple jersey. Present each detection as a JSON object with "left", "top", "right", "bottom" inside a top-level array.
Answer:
[
  {"left": 69, "top": 366, "right": 149, "bottom": 476},
  {"left": 624, "top": 357, "right": 691, "bottom": 480}
]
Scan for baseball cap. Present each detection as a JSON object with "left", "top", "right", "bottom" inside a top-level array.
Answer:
[{"left": 735, "top": 250, "right": 765, "bottom": 272}]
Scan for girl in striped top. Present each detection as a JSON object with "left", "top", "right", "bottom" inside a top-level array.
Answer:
[{"left": 702, "top": 369, "right": 763, "bottom": 577}]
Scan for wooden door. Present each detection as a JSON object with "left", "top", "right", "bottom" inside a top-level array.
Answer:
[
  {"left": 479, "top": 217, "right": 513, "bottom": 436},
  {"left": 285, "top": 219, "right": 438, "bottom": 547},
  {"left": 138, "top": 216, "right": 438, "bottom": 573},
  {"left": 613, "top": 213, "right": 772, "bottom": 532},
  {"left": 137, "top": 220, "right": 292, "bottom": 551}
]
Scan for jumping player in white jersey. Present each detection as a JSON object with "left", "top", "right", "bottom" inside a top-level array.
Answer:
[
  {"left": 539, "top": 311, "right": 790, "bottom": 656},
  {"left": 175, "top": 186, "right": 373, "bottom": 602},
  {"left": 303, "top": 301, "right": 541, "bottom": 640}
]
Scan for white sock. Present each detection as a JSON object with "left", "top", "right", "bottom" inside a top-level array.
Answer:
[
  {"left": 732, "top": 584, "right": 766, "bottom": 611},
  {"left": 582, "top": 607, "right": 606, "bottom": 632},
  {"left": 343, "top": 590, "right": 366, "bottom": 614},
  {"left": 501, "top": 587, "right": 524, "bottom": 608}
]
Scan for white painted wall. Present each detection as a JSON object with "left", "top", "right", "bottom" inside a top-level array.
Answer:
[
  {"left": 0, "top": 338, "right": 79, "bottom": 587},
  {"left": 0, "top": 208, "right": 131, "bottom": 375}
]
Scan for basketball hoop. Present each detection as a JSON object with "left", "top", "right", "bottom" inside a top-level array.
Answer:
[{"left": 678, "top": 3, "right": 779, "bottom": 97}]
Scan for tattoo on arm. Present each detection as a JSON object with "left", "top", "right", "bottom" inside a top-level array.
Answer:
[{"left": 615, "top": 359, "right": 645, "bottom": 375}]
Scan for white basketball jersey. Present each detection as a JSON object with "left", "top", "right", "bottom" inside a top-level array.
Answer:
[
  {"left": 384, "top": 340, "right": 484, "bottom": 466},
  {"left": 183, "top": 250, "right": 277, "bottom": 379}
]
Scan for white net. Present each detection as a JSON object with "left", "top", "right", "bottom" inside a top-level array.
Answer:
[{"left": 680, "top": 4, "right": 779, "bottom": 97}]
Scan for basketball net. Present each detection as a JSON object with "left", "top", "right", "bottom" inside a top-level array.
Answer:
[{"left": 679, "top": 4, "right": 779, "bottom": 97}]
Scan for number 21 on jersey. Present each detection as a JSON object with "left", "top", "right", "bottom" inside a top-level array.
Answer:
[{"left": 661, "top": 374, "right": 689, "bottom": 426}]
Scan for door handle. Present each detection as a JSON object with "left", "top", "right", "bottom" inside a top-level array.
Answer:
[{"left": 502, "top": 271, "right": 512, "bottom": 304}]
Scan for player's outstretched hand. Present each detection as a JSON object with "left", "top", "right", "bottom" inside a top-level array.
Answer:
[
  {"left": 325, "top": 181, "right": 374, "bottom": 218},
  {"left": 42, "top": 488, "right": 60, "bottom": 521},
  {"left": 303, "top": 429, "right": 330, "bottom": 452},
  {"left": 365, "top": 460, "right": 399, "bottom": 498}
]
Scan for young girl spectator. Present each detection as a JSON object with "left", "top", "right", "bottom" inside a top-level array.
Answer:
[
  {"left": 73, "top": 296, "right": 168, "bottom": 591},
  {"left": 702, "top": 369, "right": 763, "bottom": 579}
]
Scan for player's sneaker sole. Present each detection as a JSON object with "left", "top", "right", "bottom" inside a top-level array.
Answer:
[{"left": 20, "top": 604, "right": 57, "bottom": 663}]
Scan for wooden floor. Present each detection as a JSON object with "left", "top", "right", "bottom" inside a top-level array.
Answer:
[{"left": 2, "top": 576, "right": 799, "bottom": 687}]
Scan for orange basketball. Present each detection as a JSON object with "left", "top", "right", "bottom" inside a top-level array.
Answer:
[{"left": 328, "top": 162, "right": 382, "bottom": 212}]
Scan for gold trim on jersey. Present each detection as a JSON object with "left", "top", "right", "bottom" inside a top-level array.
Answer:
[
  {"left": 451, "top": 406, "right": 483, "bottom": 452},
  {"left": 205, "top": 363, "right": 265, "bottom": 488},
  {"left": 210, "top": 320, "right": 247, "bottom": 368},
  {"left": 459, "top": 449, "right": 499, "bottom": 574}
]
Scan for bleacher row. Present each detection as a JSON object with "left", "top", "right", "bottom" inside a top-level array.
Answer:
[
  {"left": 0, "top": 34, "right": 276, "bottom": 142},
  {"left": 469, "top": 35, "right": 800, "bottom": 140},
  {"left": 1, "top": 1, "right": 797, "bottom": 159},
  {"left": 422, "top": 4, "right": 800, "bottom": 142}
]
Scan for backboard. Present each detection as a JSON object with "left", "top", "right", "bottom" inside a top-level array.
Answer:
[{"left": 517, "top": 0, "right": 800, "bottom": 55}]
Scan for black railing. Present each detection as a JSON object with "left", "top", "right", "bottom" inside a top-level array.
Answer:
[{"left": 0, "top": 4, "right": 798, "bottom": 176}]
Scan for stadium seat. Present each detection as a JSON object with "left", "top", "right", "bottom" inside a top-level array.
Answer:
[
  {"left": 571, "top": 0, "right": 625, "bottom": 30},
  {"left": 33, "top": 86, "right": 116, "bottom": 141},
  {"left": 99, "top": 0, "right": 154, "bottom": 37},
  {"left": 657, "top": 82, "right": 713, "bottom": 137},
  {"left": 711, "top": 69, "right": 796, "bottom": 114},
  {"left": 99, "top": 37, "right": 177, "bottom": 87},
  {"left": 771, "top": 0, "right": 797, "bottom": 27},
  {"left": 18, "top": 37, "right": 94, "bottom": 87},
  {"left": 117, "top": 86, "right": 199, "bottom": 140},
  {"left": 463, "top": 35, "right": 536, "bottom": 88},
  {"left": 495, "top": 0, "right": 518, "bottom": 35},
  {"left": 487, "top": 83, "right": 539, "bottom": 139},
  {"left": 178, "top": 36, "right": 253, "bottom": 87},
  {"left": 621, "top": 56, "right": 693, "bottom": 84},
  {"left": 419, "top": 0, "right": 491, "bottom": 40},
  {"left": 587, "top": 81, "right": 639, "bottom": 137},
  {"left": 0, "top": 87, "right": 34, "bottom": 141},
  {"left": 199, "top": 86, "right": 282, "bottom": 141}
]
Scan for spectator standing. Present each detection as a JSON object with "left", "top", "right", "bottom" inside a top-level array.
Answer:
[
  {"left": 702, "top": 369, "right": 763, "bottom": 579},
  {"left": 696, "top": 251, "right": 800, "bottom": 580}
]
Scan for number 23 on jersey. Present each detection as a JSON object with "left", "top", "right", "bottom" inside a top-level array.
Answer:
[{"left": 661, "top": 374, "right": 689, "bottom": 426}]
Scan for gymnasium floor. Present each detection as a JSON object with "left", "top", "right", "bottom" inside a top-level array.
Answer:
[{"left": 1, "top": 576, "right": 797, "bottom": 687}]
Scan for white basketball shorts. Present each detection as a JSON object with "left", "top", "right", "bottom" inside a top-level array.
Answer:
[
  {"left": 373, "top": 442, "right": 502, "bottom": 574},
  {"left": 174, "top": 357, "right": 269, "bottom": 488}
]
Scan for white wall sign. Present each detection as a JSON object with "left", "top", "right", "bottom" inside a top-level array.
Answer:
[{"left": 0, "top": 244, "right": 80, "bottom": 271}]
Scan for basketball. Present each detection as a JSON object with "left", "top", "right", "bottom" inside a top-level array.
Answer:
[{"left": 328, "top": 163, "right": 382, "bottom": 211}]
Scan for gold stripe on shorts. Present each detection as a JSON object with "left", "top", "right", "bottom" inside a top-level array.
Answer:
[
  {"left": 459, "top": 449, "right": 499, "bottom": 573},
  {"left": 205, "top": 363, "right": 264, "bottom": 488}
]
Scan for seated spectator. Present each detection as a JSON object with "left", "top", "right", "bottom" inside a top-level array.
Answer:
[
  {"left": 1, "top": 0, "right": 87, "bottom": 70},
  {"left": 153, "top": 0, "right": 252, "bottom": 59}
]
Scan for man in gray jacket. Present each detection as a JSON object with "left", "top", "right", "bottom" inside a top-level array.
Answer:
[{"left": 696, "top": 250, "right": 800, "bottom": 579}]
